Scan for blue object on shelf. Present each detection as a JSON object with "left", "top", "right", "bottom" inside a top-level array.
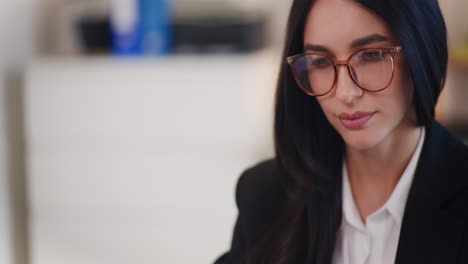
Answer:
[
  {"left": 110, "top": 0, "right": 171, "bottom": 56},
  {"left": 140, "top": 0, "right": 171, "bottom": 55}
]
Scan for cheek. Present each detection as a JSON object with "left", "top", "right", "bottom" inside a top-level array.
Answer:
[
  {"left": 395, "top": 56, "right": 414, "bottom": 100},
  {"left": 387, "top": 61, "right": 415, "bottom": 117},
  {"left": 371, "top": 64, "right": 416, "bottom": 143}
]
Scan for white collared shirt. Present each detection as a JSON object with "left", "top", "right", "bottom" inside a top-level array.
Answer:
[{"left": 332, "top": 127, "right": 426, "bottom": 264}]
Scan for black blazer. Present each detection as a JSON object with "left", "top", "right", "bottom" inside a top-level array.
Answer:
[{"left": 214, "top": 120, "right": 468, "bottom": 264}]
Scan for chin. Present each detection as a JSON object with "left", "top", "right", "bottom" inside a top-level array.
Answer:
[{"left": 340, "top": 129, "right": 383, "bottom": 151}]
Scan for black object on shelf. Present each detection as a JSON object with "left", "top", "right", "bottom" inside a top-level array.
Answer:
[
  {"left": 172, "top": 15, "right": 267, "bottom": 54},
  {"left": 76, "top": 16, "right": 111, "bottom": 54}
]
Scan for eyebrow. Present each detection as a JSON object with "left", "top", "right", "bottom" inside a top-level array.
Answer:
[{"left": 303, "top": 34, "right": 390, "bottom": 53}]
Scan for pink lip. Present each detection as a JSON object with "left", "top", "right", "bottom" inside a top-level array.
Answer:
[{"left": 338, "top": 111, "right": 376, "bottom": 129}]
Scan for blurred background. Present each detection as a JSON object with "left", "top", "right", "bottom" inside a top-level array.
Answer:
[{"left": 0, "top": 0, "right": 467, "bottom": 264}]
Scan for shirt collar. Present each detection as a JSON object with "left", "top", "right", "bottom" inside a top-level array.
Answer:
[{"left": 342, "top": 126, "right": 426, "bottom": 227}]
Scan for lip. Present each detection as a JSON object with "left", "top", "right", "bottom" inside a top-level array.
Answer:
[{"left": 338, "top": 111, "right": 376, "bottom": 129}]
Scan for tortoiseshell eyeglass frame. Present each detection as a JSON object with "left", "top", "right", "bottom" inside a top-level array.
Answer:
[{"left": 286, "top": 46, "right": 402, "bottom": 96}]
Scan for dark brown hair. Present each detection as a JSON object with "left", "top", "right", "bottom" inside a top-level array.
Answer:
[{"left": 248, "top": 0, "right": 448, "bottom": 263}]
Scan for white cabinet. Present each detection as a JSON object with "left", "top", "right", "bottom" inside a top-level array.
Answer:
[{"left": 24, "top": 52, "right": 277, "bottom": 264}]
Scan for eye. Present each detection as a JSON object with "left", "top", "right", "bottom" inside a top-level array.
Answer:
[
  {"left": 359, "top": 50, "right": 385, "bottom": 62},
  {"left": 310, "top": 57, "right": 332, "bottom": 69}
]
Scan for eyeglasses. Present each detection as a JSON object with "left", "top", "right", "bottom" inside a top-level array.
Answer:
[{"left": 286, "top": 46, "right": 402, "bottom": 96}]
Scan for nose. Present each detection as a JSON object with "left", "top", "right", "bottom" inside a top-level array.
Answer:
[{"left": 334, "top": 65, "right": 363, "bottom": 104}]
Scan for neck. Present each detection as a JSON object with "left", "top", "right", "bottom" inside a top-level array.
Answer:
[
  {"left": 344, "top": 123, "right": 423, "bottom": 222},
  {"left": 345, "top": 124, "right": 422, "bottom": 192}
]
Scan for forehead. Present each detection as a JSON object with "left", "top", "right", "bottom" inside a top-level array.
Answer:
[{"left": 304, "top": 0, "right": 395, "bottom": 52}]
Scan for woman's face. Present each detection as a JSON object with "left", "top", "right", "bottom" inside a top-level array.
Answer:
[{"left": 303, "top": 0, "right": 417, "bottom": 151}]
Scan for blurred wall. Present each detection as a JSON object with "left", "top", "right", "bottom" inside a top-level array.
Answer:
[
  {"left": 0, "top": 1, "right": 39, "bottom": 264},
  {"left": 0, "top": 62, "right": 14, "bottom": 264},
  {"left": 440, "top": 0, "right": 468, "bottom": 130},
  {"left": 442, "top": 0, "right": 468, "bottom": 43}
]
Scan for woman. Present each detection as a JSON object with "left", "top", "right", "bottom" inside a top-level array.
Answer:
[{"left": 214, "top": 0, "right": 468, "bottom": 263}]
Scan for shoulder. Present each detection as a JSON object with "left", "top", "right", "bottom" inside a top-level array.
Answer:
[
  {"left": 429, "top": 122, "right": 468, "bottom": 218},
  {"left": 429, "top": 121, "right": 468, "bottom": 169},
  {"left": 235, "top": 158, "right": 287, "bottom": 211}
]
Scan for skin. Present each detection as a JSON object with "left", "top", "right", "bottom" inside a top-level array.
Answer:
[{"left": 303, "top": 0, "right": 422, "bottom": 223}]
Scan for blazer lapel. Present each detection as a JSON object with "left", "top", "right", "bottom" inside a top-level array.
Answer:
[{"left": 395, "top": 121, "right": 468, "bottom": 264}]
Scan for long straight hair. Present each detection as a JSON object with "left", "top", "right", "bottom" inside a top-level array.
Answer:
[{"left": 248, "top": 0, "right": 448, "bottom": 263}]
